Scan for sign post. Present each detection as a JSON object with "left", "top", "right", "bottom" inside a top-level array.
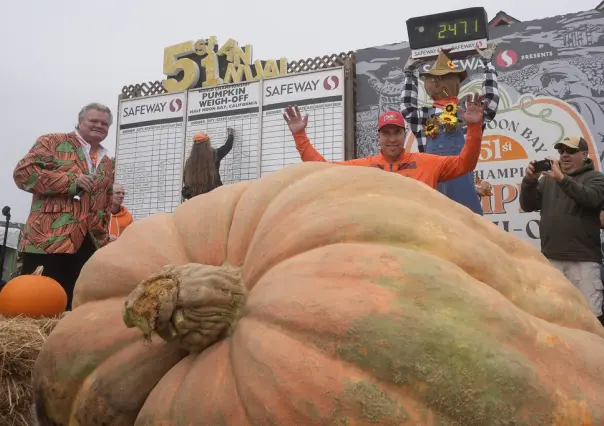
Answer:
[{"left": 406, "top": 7, "right": 489, "bottom": 59}]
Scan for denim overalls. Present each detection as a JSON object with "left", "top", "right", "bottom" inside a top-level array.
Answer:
[{"left": 425, "top": 111, "right": 483, "bottom": 215}]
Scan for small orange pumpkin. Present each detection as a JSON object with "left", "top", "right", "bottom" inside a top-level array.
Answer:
[{"left": 0, "top": 266, "right": 67, "bottom": 318}]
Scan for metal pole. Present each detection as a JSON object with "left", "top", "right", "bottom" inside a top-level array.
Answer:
[{"left": 0, "top": 206, "right": 11, "bottom": 283}]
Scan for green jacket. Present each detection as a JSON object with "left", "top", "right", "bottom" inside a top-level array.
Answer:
[{"left": 520, "top": 159, "right": 604, "bottom": 263}]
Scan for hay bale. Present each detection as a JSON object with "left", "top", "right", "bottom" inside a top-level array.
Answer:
[{"left": 0, "top": 314, "right": 65, "bottom": 426}]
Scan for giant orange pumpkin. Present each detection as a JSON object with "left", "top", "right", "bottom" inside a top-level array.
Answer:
[
  {"left": 33, "top": 162, "right": 604, "bottom": 425},
  {"left": 0, "top": 266, "right": 67, "bottom": 318}
]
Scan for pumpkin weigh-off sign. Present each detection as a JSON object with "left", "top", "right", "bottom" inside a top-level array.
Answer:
[{"left": 32, "top": 162, "right": 604, "bottom": 425}]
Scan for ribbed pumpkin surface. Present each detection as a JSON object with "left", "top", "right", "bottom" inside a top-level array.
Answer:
[{"left": 33, "top": 162, "right": 604, "bottom": 425}]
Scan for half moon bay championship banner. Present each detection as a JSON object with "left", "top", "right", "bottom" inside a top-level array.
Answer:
[{"left": 355, "top": 9, "right": 604, "bottom": 247}]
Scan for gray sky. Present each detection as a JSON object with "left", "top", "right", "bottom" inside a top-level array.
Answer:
[{"left": 1, "top": 0, "right": 599, "bottom": 223}]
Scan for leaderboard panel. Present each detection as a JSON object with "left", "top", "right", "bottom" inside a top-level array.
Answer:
[
  {"left": 185, "top": 82, "right": 261, "bottom": 184},
  {"left": 260, "top": 68, "right": 345, "bottom": 176},
  {"left": 114, "top": 92, "right": 186, "bottom": 220},
  {"left": 113, "top": 67, "right": 348, "bottom": 221}
]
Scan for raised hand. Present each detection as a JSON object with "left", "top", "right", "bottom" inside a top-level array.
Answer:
[
  {"left": 283, "top": 105, "right": 308, "bottom": 134},
  {"left": 476, "top": 43, "right": 497, "bottom": 60},
  {"left": 227, "top": 127, "right": 235, "bottom": 136},
  {"left": 404, "top": 55, "right": 423, "bottom": 71},
  {"left": 459, "top": 93, "right": 487, "bottom": 124}
]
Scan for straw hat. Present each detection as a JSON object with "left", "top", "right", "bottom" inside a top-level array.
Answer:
[{"left": 420, "top": 50, "right": 467, "bottom": 82}]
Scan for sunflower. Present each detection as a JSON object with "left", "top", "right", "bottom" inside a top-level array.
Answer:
[
  {"left": 424, "top": 123, "right": 438, "bottom": 138},
  {"left": 447, "top": 60, "right": 455, "bottom": 70},
  {"left": 439, "top": 113, "right": 458, "bottom": 125},
  {"left": 444, "top": 103, "right": 457, "bottom": 114}
]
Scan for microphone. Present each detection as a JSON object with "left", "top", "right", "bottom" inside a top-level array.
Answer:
[
  {"left": 0, "top": 206, "right": 10, "bottom": 282},
  {"left": 73, "top": 189, "right": 85, "bottom": 201},
  {"left": 73, "top": 172, "right": 96, "bottom": 201}
]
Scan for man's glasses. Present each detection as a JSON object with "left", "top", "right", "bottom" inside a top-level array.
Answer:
[{"left": 558, "top": 147, "right": 580, "bottom": 155}]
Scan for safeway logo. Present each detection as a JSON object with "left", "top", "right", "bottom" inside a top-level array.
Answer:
[
  {"left": 496, "top": 49, "right": 518, "bottom": 68},
  {"left": 169, "top": 98, "right": 183, "bottom": 112},
  {"left": 323, "top": 76, "right": 339, "bottom": 91}
]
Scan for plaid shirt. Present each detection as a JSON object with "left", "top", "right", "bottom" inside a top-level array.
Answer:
[{"left": 400, "top": 57, "right": 500, "bottom": 152}]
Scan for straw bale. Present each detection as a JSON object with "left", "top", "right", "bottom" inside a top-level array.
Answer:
[{"left": 0, "top": 314, "right": 64, "bottom": 426}]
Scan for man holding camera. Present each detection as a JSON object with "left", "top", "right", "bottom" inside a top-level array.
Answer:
[{"left": 520, "top": 136, "right": 604, "bottom": 326}]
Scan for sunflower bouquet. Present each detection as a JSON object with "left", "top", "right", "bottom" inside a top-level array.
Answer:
[
  {"left": 424, "top": 117, "right": 439, "bottom": 138},
  {"left": 423, "top": 103, "right": 463, "bottom": 138}
]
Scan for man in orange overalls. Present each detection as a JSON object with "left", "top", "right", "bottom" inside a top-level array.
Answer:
[{"left": 283, "top": 97, "right": 486, "bottom": 190}]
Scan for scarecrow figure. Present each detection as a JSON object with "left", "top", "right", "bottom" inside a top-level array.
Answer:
[{"left": 401, "top": 46, "right": 499, "bottom": 215}]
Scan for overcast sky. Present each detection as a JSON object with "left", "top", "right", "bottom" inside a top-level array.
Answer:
[{"left": 0, "top": 0, "right": 599, "bottom": 223}]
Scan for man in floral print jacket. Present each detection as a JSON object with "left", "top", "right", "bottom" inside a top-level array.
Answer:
[{"left": 13, "top": 103, "right": 114, "bottom": 310}]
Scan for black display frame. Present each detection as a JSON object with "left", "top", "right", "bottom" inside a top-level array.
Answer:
[{"left": 406, "top": 7, "right": 489, "bottom": 51}]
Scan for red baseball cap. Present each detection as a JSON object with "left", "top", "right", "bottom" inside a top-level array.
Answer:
[{"left": 378, "top": 111, "right": 406, "bottom": 131}]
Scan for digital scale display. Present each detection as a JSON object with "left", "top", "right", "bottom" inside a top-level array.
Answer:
[{"left": 406, "top": 7, "right": 489, "bottom": 59}]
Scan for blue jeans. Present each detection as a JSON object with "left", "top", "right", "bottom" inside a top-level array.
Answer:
[{"left": 425, "top": 127, "right": 483, "bottom": 215}]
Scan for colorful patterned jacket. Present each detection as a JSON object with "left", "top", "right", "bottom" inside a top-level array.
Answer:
[{"left": 13, "top": 132, "right": 113, "bottom": 254}]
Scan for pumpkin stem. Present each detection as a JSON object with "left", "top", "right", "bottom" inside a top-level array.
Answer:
[
  {"left": 123, "top": 263, "right": 246, "bottom": 353},
  {"left": 33, "top": 266, "right": 44, "bottom": 276}
]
